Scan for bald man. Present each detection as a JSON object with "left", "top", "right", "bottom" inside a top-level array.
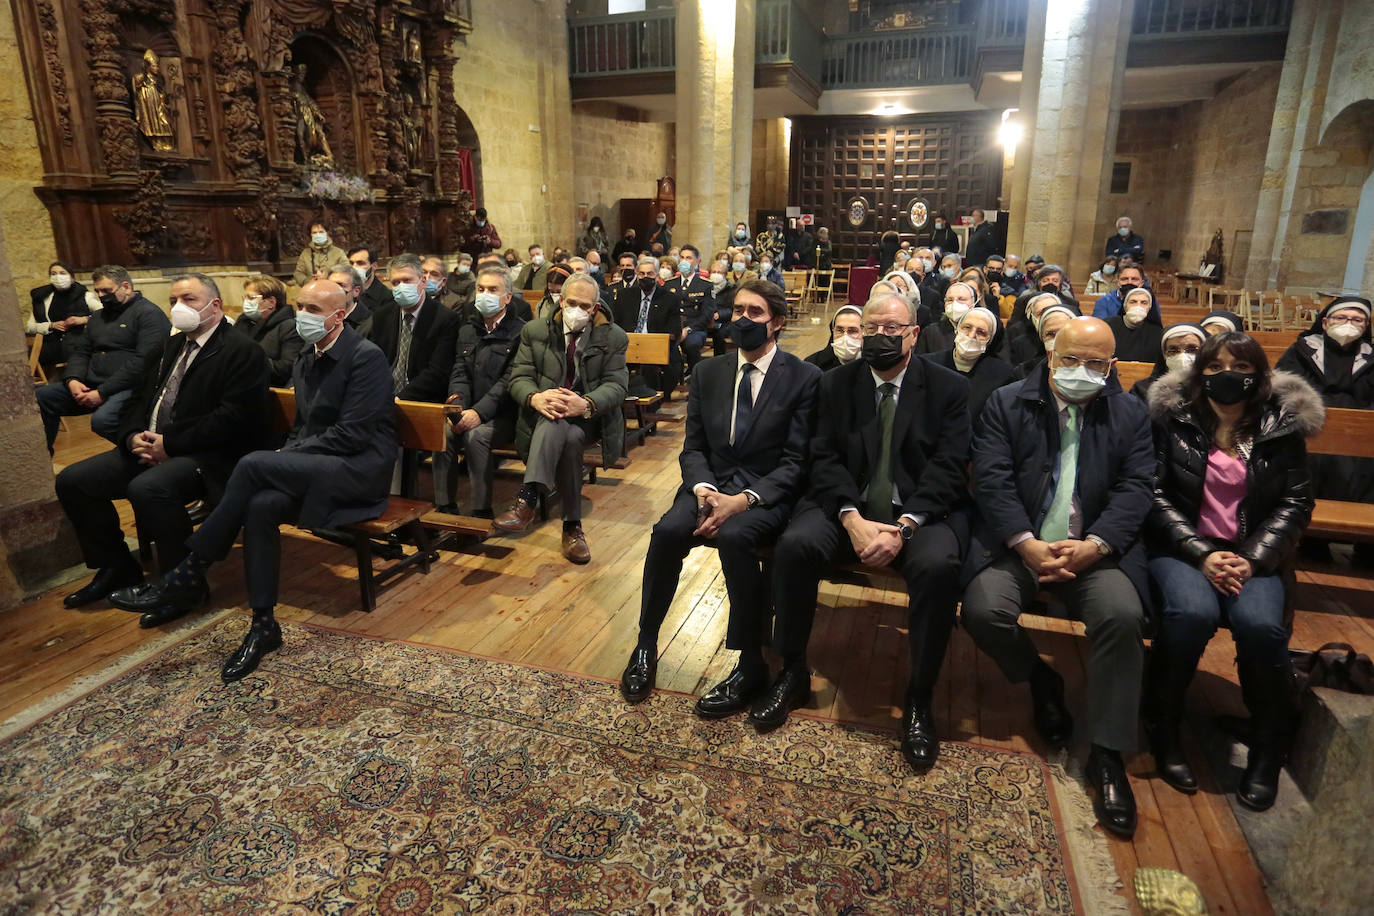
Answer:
[
  {"left": 961, "top": 316, "right": 1154, "bottom": 839},
  {"left": 112, "top": 280, "right": 396, "bottom": 682}
]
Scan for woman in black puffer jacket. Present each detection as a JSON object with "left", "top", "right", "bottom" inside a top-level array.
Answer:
[{"left": 1144, "top": 331, "right": 1323, "bottom": 813}]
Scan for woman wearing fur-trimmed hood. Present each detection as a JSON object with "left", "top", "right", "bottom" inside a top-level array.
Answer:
[{"left": 1143, "top": 330, "right": 1322, "bottom": 815}]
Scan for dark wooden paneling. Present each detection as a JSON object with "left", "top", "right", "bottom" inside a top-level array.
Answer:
[{"left": 789, "top": 113, "right": 1002, "bottom": 263}]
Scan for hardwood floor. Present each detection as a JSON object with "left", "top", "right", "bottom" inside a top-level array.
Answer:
[{"left": 9, "top": 318, "right": 1371, "bottom": 914}]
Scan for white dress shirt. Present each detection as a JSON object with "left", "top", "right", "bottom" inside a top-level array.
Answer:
[{"left": 693, "top": 344, "right": 778, "bottom": 503}]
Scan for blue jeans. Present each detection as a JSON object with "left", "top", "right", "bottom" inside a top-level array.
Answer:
[
  {"left": 35, "top": 381, "right": 131, "bottom": 450},
  {"left": 1148, "top": 555, "right": 1288, "bottom": 668}
]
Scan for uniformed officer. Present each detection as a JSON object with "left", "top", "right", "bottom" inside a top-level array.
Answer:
[{"left": 663, "top": 243, "right": 716, "bottom": 372}]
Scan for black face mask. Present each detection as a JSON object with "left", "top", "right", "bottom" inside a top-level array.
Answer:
[
  {"left": 638, "top": 276, "right": 657, "bottom": 293},
  {"left": 98, "top": 292, "right": 120, "bottom": 309},
  {"left": 1203, "top": 370, "right": 1258, "bottom": 405},
  {"left": 620, "top": 268, "right": 635, "bottom": 282},
  {"left": 862, "top": 333, "right": 906, "bottom": 370},
  {"left": 505, "top": 259, "right": 517, "bottom": 268},
  {"left": 986, "top": 271, "right": 1004, "bottom": 284},
  {"left": 1119, "top": 282, "right": 1139, "bottom": 295},
  {"left": 730, "top": 317, "right": 771, "bottom": 351},
  {"left": 1039, "top": 282, "right": 1060, "bottom": 295}
]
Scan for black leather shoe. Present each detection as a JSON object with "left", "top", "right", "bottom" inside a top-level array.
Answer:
[
  {"left": 109, "top": 577, "right": 208, "bottom": 615},
  {"left": 748, "top": 665, "right": 811, "bottom": 731},
  {"left": 900, "top": 700, "right": 940, "bottom": 771},
  {"left": 1237, "top": 747, "right": 1282, "bottom": 811},
  {"left": 63, "top": 559, "right": 144, "bottom": 609},
  {"left": 620, "top": 647, "right": 657, "bottom": 704},
  {"left": 1086, "top": 746, "right": 1138, "bottom": 838},
  {"left": 1029, "top": 663, "right": 1074, "bottom": 747},
  {"left": 139, "top": 605, "right": 193, "bottom": 628},
  {"left": 695, "top": 665, "right": 766, "bottom": 719},
  {"left": 221, "top": 621, "right": 283, "bottom": 683}
]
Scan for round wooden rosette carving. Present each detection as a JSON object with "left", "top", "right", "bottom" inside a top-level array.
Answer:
[
  {"left": 846, "top": 196, "right": 869, "bottom": 228},
  {"left": 907, "top": 198, "right": 930, "bottom": 230}
]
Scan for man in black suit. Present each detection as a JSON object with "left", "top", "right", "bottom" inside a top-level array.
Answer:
[
  {"left": 614, "top": 255, "right": 683, "bottom": 391},
  {"left": 752, "top": 290, "right": 971, "bottom": 774},
  {"left": 621, "top": 280, "right": 820, "bottom": 714},
  {"left": 610, "top": 251, "right": 637, "bottom": 300},
  {"left": 348, "top": 246, "right": 392, "bottom": 315},
  {"left": 368, "top": 252, "right": 460, "bottom": 403},
  {"left": 663, "top": 243, "right": 716, "bottom": 372},
  {"left": 964, "top": 208, "right": 999, "bottom": 266},
  {"left": 56, "top": 273, "right": 269, "bottom": 608},
  {"left": 112, "top": 281, "right": 396, "bottom": 682}
]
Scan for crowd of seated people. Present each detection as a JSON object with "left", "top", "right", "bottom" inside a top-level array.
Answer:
[{"left": 36, "top": 209, "right": 1370, "bottom": 843}]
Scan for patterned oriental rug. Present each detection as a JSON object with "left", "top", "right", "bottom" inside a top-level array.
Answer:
[{"left": 0, "top": 619, "right": 1119, "bottom": 914}]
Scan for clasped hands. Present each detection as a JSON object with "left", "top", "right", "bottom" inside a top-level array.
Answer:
[
  {"left": 692, "top": 488, "right": 749, "bottom": 539},
  {"left": 66, "top": 379, "right": 104, "bottom": 408},
  {"left": 1016, "top": 537, "right": 1101, "bottom": 583},
  {"left": 1200, "top": 550, "right": 1252, "bottom": 596},
  {"left": 128, "top": 430, "right": 169, "bottom": 466},
  {"left": 843, "top": 513, "right": 904, "bottom": 568},
  {"left": 530, "top": 388, "right": 588, "bottom": 421}
]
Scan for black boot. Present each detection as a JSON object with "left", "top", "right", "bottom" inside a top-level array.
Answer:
[
  {"left": 1144, "top": 641, "right": 1200, "bottom": 794},
  {"left": 1236, "top": 658, "right": 1293, "bottom": 811}
]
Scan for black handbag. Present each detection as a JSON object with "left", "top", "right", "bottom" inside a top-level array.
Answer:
[{"left": 1290, "top": 642, "right": 1374, "bottom": 695}]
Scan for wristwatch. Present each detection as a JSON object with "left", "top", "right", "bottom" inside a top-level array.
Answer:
[
  {"left": 582, "top": 399, "right": 596, "bottom": 419},
  {"left": 1086, "top": 534, "right": 1112, "bottom": 556},
  {"left": 898, "top": 520, "right": 917, "bottom": 541},
  {"left": 745, "top": 492, "right": 760, "bottom": 509}
]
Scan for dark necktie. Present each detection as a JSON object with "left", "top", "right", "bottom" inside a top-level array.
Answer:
[
  {"left": 153, "top": 339, "right": 198, "bottom": 433},
  {"left": 637, "top": 294, "right": 652, "bottom": 333},
  {"left": 564, "top": 330, "right": 581, "bottom": 389},
  {"left": 865, "top": 382, "right": 898, "bottom": 523},
  {"left": 732, "top": 363, "right": 756, "bottom": 445},
  {"left": 393, "top": 311, "right": 414, "bottom": 394}
]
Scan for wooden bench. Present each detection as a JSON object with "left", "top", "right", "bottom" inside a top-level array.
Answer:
[
  {"left": 1306, "top": 407, "right": 1374, "bottom": 542},
  {"left": 624, "top": 332, "right": 675, "bottom": 446},
  {"left": 269, "top": 388, "right": 493, "bottom": 611},
  {"left": 521, "top": 289, "right": 544, "bottom": 309}
]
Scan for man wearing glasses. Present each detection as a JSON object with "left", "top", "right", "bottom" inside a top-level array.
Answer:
[
  {"left": 961, "top": 316, "right": 1154, "bottom": 839},
  {"left": 753, "top": 291, "right": 971, "bottom": 776}
]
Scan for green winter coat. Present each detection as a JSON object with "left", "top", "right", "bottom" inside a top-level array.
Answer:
[{"left": 507, "top": 307, "right": 629, "bottom": 467}]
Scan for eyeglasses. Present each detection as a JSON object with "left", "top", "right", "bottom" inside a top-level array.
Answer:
[
  {"left": 1164, "top": 345, "right": 1200, "bottom": 356},
  {"left": 1328, "top": 315, "right": 1369, "bottom": 326},
  {"left": 1055, "top": 354, "right": 1113, "bottom": 374},
  {"left": 835, "top": 326, "right": 863, "bottom": 338},
  {"left": 862, "top": 322, "right": 912, "bottom": 336}
]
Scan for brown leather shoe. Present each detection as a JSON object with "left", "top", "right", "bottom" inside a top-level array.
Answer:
[
  {"left": 561, "top": 526, "right": 591, "bottom": 564},
  {"left": 493, "top": 498, "right": 537, "bottom": 533}
]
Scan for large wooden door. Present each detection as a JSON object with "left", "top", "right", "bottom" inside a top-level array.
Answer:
[{"left": 790, "top": 113, "right": 1002, "bottom": 263}]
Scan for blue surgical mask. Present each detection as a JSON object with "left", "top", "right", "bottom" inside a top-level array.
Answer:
[
  {"left": 1052, "top": 364, "right": 1107, "bottom": 402},
  {"left": 474, "top": 292, "right": 503, "bottom": 317},
  {"left": 393, "top": 282, "right": 422, "bottom": 308},
  {"left": 457, "top": 264, "right": 471, "bottom": 275},
  {"left": 311, "top": 232, "right": 328, "bottom": 247},
  {"left": 1118, "top": 227, "right": 1130, "bottom": 237},
  {"left": 679, "top": 260, "right": 693, "bottom": 275},
  {"left": 1102, "top": 264, "right": 1116, "bottom": 276},
  {"left": 241, "top": 297, "right": 261, "bottom": 320},
  {"left": 940, "top": 267, "right": 957, "bottom": 279},
  {"left": 425, "top": 278, "right": 440, "bottom": 295},
  {"left": 296, "top": 310, "right": 330, "bottom": 344}
]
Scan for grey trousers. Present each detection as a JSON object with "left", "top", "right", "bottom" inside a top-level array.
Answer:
[
  {"left": 432, "top": 420, "right": 503, "bottom": 510},
  {"left": 960, "top": 554, "right": 1144, "bottom": 752},
  {"left": 524, "top": 416, "right": 594, "bottom": 521}
]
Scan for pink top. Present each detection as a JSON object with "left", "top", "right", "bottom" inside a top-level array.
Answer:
[{"left": 1197, "top": 447, "right": 1247, "bottom": 542}]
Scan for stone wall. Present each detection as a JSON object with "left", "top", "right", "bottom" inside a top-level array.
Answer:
[
  {"left": 0, "top": 1, "right": 59, "bottom": 317},
  {"left": 1279, "top": 110, "right": 1372, "bottom": 293},
  {"left": 451, "top": 0, "right": 576, "bottom": 255},
  {"left": 1100, "top": 64, "right": 1281, "bottom": 279},
  {"left": 570, "top": 102, "right": 675, "bottom": 241}
]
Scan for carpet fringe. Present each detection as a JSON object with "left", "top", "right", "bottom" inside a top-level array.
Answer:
[
  {"left": 0, "top": 609, "right": 233, "bottom": 742},
  {"left": 1049, "top": 749, "right": 1132, "bottom": 915}
]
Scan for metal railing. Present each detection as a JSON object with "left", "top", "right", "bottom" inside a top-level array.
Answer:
[
  {"left": 1132, "top": 0, "right": 1292, "bottom": 35},
  {"left": 820, "top": 27, "right": 975, "bottom": 90},
  {"left": 568, "top": 9, "right": 676, "bottom": 77},
  {"left": 976, "top": 0, "right": 1027, "bottom": 46}
]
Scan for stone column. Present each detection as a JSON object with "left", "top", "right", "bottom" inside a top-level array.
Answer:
[
  {"left": 750, "top": 118, "right": 790, "bottom": 215},
  {"left": 676, "top": 0, "right": 755, "bottom": 252},
  {"left": 1005, "top": 0, "right": 1047, "bottom": 261},
  {"left": 1016, "top": 0, "right": 1132, "bottom": 284},
  {"left": 0, "top": 219, "right": 80, "bottom": 609}
]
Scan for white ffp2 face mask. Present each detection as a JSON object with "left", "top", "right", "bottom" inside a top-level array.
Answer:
[
  {"left": 562, "top": 306, "right": 590, "bottom": 334},
  {"left": 1165, "top": 352, "right": 1195, "bottom": 373},
  {"left": 831, "top": 334, "right": 862, "bottom": 363},
  {"left": 1327, "top": 322, "right": 1363, "bottom": 346},
  {"left": 954, "top": 331, "right": 987, "bottom": 362}
]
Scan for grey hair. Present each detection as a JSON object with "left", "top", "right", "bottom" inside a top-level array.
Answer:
[
  {"left": 562, "top": 273, "right": 601, "bottom": 303},
  {"left": 476, "top": 265, "right": 512, "bottom": 295},
  {"left": 171, "top": 271, "right": 220, "bottom": 302},
  {"left": 327, "top": 266, "right": 360, "bottom": 291},
  {"left": 567, "top": 257, "right": 588, "bottom": 272},
  {"left": 387, "top": 252, "right": 424, "bottom": 279},
  {"left": 864, "top": 291, "right": 917, "bottom": 326},
  {"left": 92, "top": 264, "right": 132, "bottom": 288},
  {"left": 328, "top": 262, "right": 352, "bottom": 276},
  {"left": 636, "top": 255, "right": 658, "bottom": 270}
]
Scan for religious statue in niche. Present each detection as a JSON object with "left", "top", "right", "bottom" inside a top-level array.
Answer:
[
  {"left": 132, "top": 50, "right": 176, "bottom": 152},
  {"left": 401, "top": 22, "right": 422, "bottom": 63},
  {"left": 290, "top": 64, "right": 334, "bottom": 167},
  {"left": 402, "top": 92, "right": 423, "bottom": 169}
]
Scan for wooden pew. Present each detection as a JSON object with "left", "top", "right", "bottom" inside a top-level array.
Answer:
[
  {"left": 521, "top": 289, "right": 544, "bottom": 310},
  {"left": 269, "top": 388, "right": 493, "bottom": 611},
  {"left": 1115, "top": 360, "right": 1155, "bottom": 392},
  {"left": 624, "top": 332, "right": 675, "bottom": 445},
  {"left": 1306, "top": 407, "right": 1374, "bottom": 541}
]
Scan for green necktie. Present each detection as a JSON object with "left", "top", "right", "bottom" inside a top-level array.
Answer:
[
  {"left": 1041, "top": 403, "right": 1080, "bottom": 542},
  {"left": 865, "top": 383, "right": 898, "bottom": 523}
]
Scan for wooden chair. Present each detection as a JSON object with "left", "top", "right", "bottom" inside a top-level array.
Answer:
[
  {"left": 805, "top": 269, "right": 834, "bottom": 312},
  {"left": 269, "top": 389, "right": 492, "bottom": 612},
  {"left": 1250, "top": 290, "right": 1284, "bottom": 331},
  {"left": 623, "top": 332, "right": 675, "bottom": 446},
  {"left": 1149, "top": 271, "right": 1178, "bottom": 301},
  {"left": 782, "top": 269, "right": 808, "bottom": 317},
  {"left": 27, "top": 335, "right": 46, "bottom": 385},
  {"left": 830, "top": 262, "right": 851, "bottom": 298}
]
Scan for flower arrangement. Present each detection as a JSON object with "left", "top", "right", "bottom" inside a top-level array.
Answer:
[{"left": 302, "top": 170, "right": 375, "bottom": 203}]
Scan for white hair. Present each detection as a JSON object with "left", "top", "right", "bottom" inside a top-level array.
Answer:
[{"left": 863, "top": 291, "right": 917, "bottom": 326}]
